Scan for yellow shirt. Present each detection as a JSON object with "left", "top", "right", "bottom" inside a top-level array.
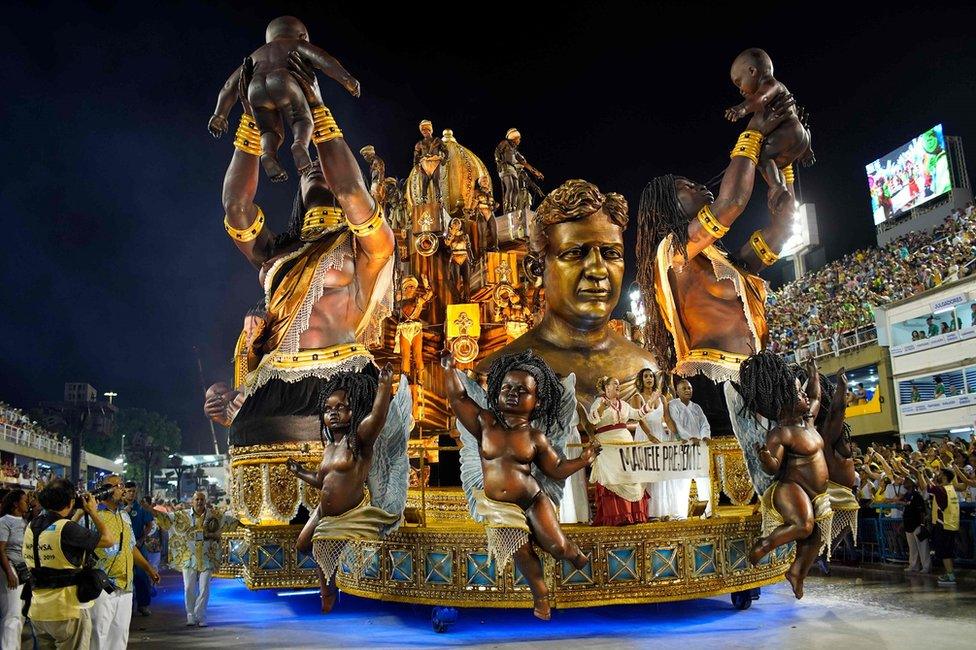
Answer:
[
  {"left": 24, "top": 519, "right": 92, "bottom": 621},
  {"left": 91, "top": 506, "right": 135, "bottom": 592}
]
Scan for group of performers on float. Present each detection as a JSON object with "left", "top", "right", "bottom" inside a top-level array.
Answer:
[{"left": 203, "top": 18, "right": 859, "bottom": 617}]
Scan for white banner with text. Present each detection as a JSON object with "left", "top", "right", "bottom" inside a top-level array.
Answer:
[{"left": 600, "top": 441, "right": 710, "bottom": 484}]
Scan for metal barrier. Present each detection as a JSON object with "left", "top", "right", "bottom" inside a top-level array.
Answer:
[{"left": 843, "top": 505, "right": 976, "bottom": 568}]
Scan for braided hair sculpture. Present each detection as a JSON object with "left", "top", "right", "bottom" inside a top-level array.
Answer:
[
  {"left": 634, "top": 174, "right": 691, "bottom": 372},
  {"left": 737, "top": 350, "right": 801, "bottom": 426},
  {"left": 318, "top": 370, "right": 379, "bottom": 460},
  {"left": 485, "top": 350, "right": 563, "bottom": 437}
]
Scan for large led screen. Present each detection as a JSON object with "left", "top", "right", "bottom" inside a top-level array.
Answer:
[{"left": 866, "top": 124, "right": 952, "bottom": 224}]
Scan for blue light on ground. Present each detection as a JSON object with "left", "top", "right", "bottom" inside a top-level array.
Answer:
[{"left": 151, "top": 577, "right": 796, "bottom": 647}]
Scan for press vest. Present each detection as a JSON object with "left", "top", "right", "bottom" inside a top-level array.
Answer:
[
  {"left": 23, "top": 518, "right": 90, "bottom": 621},
  {"left": 933, "top": 485, "right": 960, "bottom": 532}
]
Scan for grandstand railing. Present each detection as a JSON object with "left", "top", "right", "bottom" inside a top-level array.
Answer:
[
  {"left": 781, "top": 325, "right": 879, "bottom": 364},
  {"left": 0, "top": 422, "right": 72, "bottom": 458}
]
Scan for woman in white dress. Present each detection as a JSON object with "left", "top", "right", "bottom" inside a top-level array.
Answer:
[{"left": 630, "top": 370, "right": 681, "bottom": 519}]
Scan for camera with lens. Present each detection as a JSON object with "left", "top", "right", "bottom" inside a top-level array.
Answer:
[{"left": 74, "top": 483, "right": 117, "bottom": 510}]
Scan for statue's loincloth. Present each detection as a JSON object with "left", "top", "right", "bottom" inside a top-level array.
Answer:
[
  {"left": 474, "top": 490, "right": 530, "bottom": 572},
  {"left": 312, "top": 488, "right": 401, "bottom": 578},
  {"left": 760, "top": 480, "right": 834, "bottom": 556}
]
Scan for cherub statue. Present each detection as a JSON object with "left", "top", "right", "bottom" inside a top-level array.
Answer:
[
  {"left": 287, "top": 367, "right": 413, "bottom": 612},
  {"left": 725, "top": 48, "right": 814, "bottom": 209},
  {"left": 807, "top": 367, "right": 860, "bottom": 549},
  {"left": 736, "top": 352, "right": 831, "bottom": 600},
  {"left": 208, "top": 16, "right": 361, "bottom": 182},
  {"left": 443, "top": 349, "right": 600, "bottom": 621}
]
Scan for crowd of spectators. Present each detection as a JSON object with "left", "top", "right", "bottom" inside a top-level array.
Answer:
[
  {"left": 0, "top": 401, "right": 71, "bottom": 457},
  {"left": 767, "top": 202, "right": 976, "bottom": 357},
  {"left": 854, "top": 436, "right": 975, "bottom": 584}
]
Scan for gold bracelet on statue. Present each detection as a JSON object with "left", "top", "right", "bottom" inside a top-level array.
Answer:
[
  {"left": 749, "top": 229, "right": 780, "bottom": 266},
  {"left": 696, "top": 204, "right": 729, "bottom": 238},
  {"left": 301, "top": 205, "right": 345, "bottom": 241},
  {"left": 729, "top": 130, "right": 763, "bottom": 165},
  {"left": 224, "top": 206, "right": 265, "bottom": 242},
  {"left": 233, "top": 114, "right": 263, "bottom": 156},
  {"left": 347, "top": 204, "right": 385, "bottom": 238},
  {"left": 311, "top": 105, "right": 343, "bottom": 144},
  {"left": 782, "top": 164, "right": 795, "bottom": 185}
]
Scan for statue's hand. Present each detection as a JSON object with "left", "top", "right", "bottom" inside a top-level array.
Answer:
[
  {"left": 440, "top": 349, "right": 455, "bottom": 370},
  {"left": 204, "top": 393, "right": 231, "bottom": 427},
  {"left": 582, "top": 442, "right": 602, "bottom": 465},
  {"left": 287, "top": 51, "right": 323, "bottom": 106},
  {"left": 285, "top": 458, "right": 301, "bottom": 475},
  {"left": 346, "top": 77, "right": 361, "bottom": 98},
  {"left": 379, "top": 362, "right": 394, "bottom": 388},
  {"left": 755, "top": 93, "right": 796, "bottom": 136},
  {"left": 725, "top": 105, "right": 746, "bottom": 122},
  {"left": 208, "top": 114, "right": 228, "bottom": 139},
  {"left": 768, "top": 185, "right": 794, "bottom": 222}
]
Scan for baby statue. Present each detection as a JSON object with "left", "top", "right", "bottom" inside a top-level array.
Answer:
[
  {"left": 724, "top": 48, "right": 814, "bottom": 208},
  {"left": 208, "top": 16, "right": 361, "bottom": 182},
  {"left": 444, "top": 349, "right": 600, "bottom": 620}
]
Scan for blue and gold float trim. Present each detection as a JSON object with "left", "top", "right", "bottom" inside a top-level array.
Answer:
[
  {"left": 217, "top": 438, "right": 790, "bottom": 603},
  {"left": 217, "top": 511, "right": 791, "bottom": 605}
]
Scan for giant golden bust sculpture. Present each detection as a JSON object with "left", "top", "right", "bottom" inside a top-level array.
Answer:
[{"left": 478, "top": 179, "right": 657, "bottom": 403}]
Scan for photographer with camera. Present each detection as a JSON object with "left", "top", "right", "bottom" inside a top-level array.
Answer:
[
  {"left": 89, "top": 475, "right": 159, "bottom": 650},
  {"left": 23, "top": 478, "right": 114, "bottom": 650}
]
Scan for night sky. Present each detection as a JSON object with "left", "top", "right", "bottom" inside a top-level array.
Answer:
[{"left": 2, "top": 2, "right": 975, "bottom": 452}]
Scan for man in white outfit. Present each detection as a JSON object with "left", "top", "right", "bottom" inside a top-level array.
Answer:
[
  {"left": 668, "top": 379, "right": 712, "bottom": 517},
  {"left": 154, "top": 491, "right": 236, "bottom": 627}
]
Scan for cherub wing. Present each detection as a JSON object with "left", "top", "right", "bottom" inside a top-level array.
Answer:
[
  {"left": 530, "top": 373, "right": 578, "bottom": 507},
  {"left": 367, "top": 376, "right": 414, "bottom": 536},
  {"left": 456, "top": 373, "right": 488, "bottom": 522},
  {"left": 723, "top": 382, "right": 775, "bottom": 496}
]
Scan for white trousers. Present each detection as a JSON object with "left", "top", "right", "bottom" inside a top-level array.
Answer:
[
  {"left": 906, "top": 526, "right": 931, "bottom": 572},
  {"left": 183, "top": 568, "right": 212, "bottom": 624},
  {"left": 0, "top": 581, "right": 24, "bottom": 650},
  {"left": 91, "top": 590, "right": 133, "bottom": 650}
]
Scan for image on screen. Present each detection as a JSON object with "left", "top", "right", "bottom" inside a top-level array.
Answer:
[{"left": 865, "top": 124, "right": 952, "bottom": 225}]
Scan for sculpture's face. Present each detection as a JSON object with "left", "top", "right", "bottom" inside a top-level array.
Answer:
[
  {"left": 730, "top": 60, "right": 759, "bottom": 96},
  {"left": 323, "top": 389, "right": 352, "bottom": 431},
  {"left": 509, "top": 134, "right": 521, "bottom": 146},
  {"left": 497, "top": 370, "right": 537, "bottom": 418},
  {"left": 420, "top": 124, "right": 433, "bottom": 137},
  {"left": 300, "top": 161, "right": 332, "bottom": 207},
  {"left": 542, "top": 211, "right": 624, "bottom": 329},
  {"left": 674, "top": 177, "right": 714, "bottom": 221}
]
